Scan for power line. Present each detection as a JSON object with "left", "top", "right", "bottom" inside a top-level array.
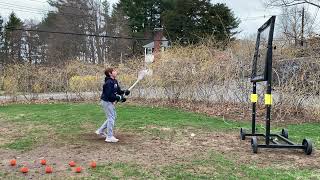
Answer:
[
  {"left": 0, "top": 4, "right": 278, "bottom": 33},
  {"left": 0, "top": 1, "right": 298, "bottom": 23},
  {"left": 0, "top": 5, "right": 213, "bottom": 34},
  {"left": 3, "top": 0, "right": 319, "bottom": 20},
  {"left": 25, "top": 0, "right": 96, "bottom": 11},
  {"left": 240, "top": 12, "right": 306, "bottom": 21},
  {"left": 1, "top": 1, "right": 319, "bottom": 38},
  {"left": 0, "top": 2, "right": 96, "bottom": 19},
  {"left": 0, "top": 5, "right": 48, "bottom": 16},
  {"left": 0, "top": 1, "right": 302, "bottom": 23},
  {"left": 0, "top": 7, "right": 94, "bottom": 21},
  {"left": 0, "top": 2, "right": 51, "bottom": 12},
  {"left": 4, "top": 26, "right": 169, "bottom": 41}
]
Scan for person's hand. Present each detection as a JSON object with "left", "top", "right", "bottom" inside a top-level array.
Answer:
[
  {"left": 116, "top": 95, "right": 123, "bottom": 102},
  {"left": 124, "top": 90, "right": 130, "bottom": 96},
  {"left": 116, "top": 95, "right": 126, "bottom": 103}
]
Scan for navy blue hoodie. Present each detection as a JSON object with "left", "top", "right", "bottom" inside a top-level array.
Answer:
[{"left": 101, "top": 77, "right": 124, "bottom": 102}]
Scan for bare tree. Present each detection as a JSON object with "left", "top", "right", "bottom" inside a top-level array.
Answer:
[
  {"left": 23, "top": 20, "right": 42, "bottom": 65},
  {"left": 107, "top": 4, "right": 132, "bottom": 63},
  {"left": 278, "top": 6, "right": 314, "bottom": 46},
  {"left": 265, "top": 0, "right": 320, "bottom": 8}
]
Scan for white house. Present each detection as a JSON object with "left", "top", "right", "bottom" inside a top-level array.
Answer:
[{"left": 143, "top": 34, "right": 170, "bottom": 63}]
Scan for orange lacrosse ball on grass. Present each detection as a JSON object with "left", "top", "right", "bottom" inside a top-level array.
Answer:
[
  {"left": 10, "top": 159, "right": 16, "bottom": 166},
  {"left": 69, "top": 161, "right": 76, "bottom": 167},
  {"left": 75, "top": 166, "right": 82, "bottom": 173},
  {"left": 45, "top": 166, "right": 53, "bottom": 173},
  {"left": 40, "top": 159, "right": 47, "bottom": 165},
  {"left": 20, "top": 167, "right": 29, "bottom": 173}
]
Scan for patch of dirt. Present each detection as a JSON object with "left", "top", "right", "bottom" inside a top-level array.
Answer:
[
  {"left": 0, "top": 119, "right": 23, "bottom": 146},
  {"left": 0, "top": 118, "right": 52, "bottom": 148},
  {"left": 195, "top": 132, "right": 320, "bottom": 169},
  {"left": 0, "top": 127, "right": 12, "bottom": 146},
  {"left": 0, "top": 128, "right": 319, "bottom": 179}
]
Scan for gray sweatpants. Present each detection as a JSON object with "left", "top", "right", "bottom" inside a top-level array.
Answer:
[{"left": 98, "top": 100, "right": 116, "bottom": 138}]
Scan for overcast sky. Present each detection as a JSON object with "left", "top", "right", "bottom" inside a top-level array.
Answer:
[{"left": 0, "top": 0, "right": 319, "bottom": 38}]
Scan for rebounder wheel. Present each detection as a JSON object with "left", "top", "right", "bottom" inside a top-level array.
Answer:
[
  {"left": 251, "top": 136, "right": 258, "bottom": 153},
  {"left": 240, "top": 128, "right": 246, "bottom": 140},
  {"left": 302, "top": 139, "right": 313, "bottom": 155},
  {"left": 281, "top": 128, "right": 289, "bottom": 139}
]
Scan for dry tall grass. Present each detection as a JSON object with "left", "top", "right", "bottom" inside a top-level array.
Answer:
[{"left": 1, "top": 40, "right": 319, "bottom": 121}]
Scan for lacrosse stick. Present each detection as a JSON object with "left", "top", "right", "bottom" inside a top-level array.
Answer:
[{"left": 127, "top": 69, "right": 149, "bottom": 91}]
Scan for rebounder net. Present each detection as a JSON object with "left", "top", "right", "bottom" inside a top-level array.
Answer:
[{"left": 251, "top": 16, "right": 276, "bottom": 82}]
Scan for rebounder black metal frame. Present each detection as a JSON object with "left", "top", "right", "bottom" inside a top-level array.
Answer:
[{"left": 240, "top": 16, "right": 313, "bottom": 155}]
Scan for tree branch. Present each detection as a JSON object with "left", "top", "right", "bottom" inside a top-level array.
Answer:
[
  {"left": 265, "top": 0, "right": 320, "bottom": 8},
  {"left": 304, "top": 0, "right": 320, "bottom": 8}
]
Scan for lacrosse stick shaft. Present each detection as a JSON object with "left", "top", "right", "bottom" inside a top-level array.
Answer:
[
  {"left": 128, "top": 79, "right": 140, "bottom": 91},
  {"left": 127, "top": 69, "right": 149, "bottom": 92}
]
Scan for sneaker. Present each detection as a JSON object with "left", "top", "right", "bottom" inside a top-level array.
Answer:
[
  {"left": 105, "top": 136, "right": 119, "bottom": 143},
  {"left": 95, "top": 130, "right": 107, "bottom": 138}
]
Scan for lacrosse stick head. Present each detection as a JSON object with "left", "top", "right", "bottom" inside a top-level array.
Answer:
[
  {"left": 127, "top": 69, "right": 152, "bottom": 91},
  {"left": 137, "top": 69, "right": 149, "bottom": 81}
]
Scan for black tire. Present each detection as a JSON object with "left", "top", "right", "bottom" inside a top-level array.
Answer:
[
  {"left": 281, "top": 128, "right": 289, "bottom": 139},
  {"left": 251, "top": 136, "right": 258, "bottom": 154},
  {"left": 240, "top": 128, "right": 246, "bottom": 140},
  {"left": 302, "top": 139, "right": 313, "bottom": 155}
]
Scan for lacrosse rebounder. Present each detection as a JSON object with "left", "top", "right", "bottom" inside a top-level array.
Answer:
[{"left": 240, "top": 16, "right": 313, "bottom": 155}]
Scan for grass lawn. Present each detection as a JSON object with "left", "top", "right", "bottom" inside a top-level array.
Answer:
[{"left": 0, "top": 103, "right": 319, "bottom": 179}]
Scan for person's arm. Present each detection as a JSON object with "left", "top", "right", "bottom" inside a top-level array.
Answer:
[
  {"left": 116, "top": 81, "right": 130, "bottom": 95},
  {"left": 117, "top": 83, "right": 125, "bottom": 95}
]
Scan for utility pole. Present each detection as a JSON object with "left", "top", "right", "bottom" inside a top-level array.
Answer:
[
  {"left": 120, "top": 52, "right": 123, "bottom": 64},
  {"left": 301, "top": 6, "right": 305, "bottom": 47}
]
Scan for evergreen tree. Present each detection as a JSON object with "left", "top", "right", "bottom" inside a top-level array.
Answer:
[
  {"left": 3, "top": 12, "right": 23, "bottom": 64},
  {"left": 117, "top": 0, "right": 240, "bottom": 44}
]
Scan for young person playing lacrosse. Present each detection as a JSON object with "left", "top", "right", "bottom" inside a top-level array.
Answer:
[{"left": 96, "top": 68, "right": 130, "bottom": 143}]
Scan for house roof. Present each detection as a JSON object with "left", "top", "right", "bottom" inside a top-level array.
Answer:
[{"left": 143, "top": 37, "right": 170, "bottom": 48}]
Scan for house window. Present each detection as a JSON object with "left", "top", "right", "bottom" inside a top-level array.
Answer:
[{"left": 146, "top": 48, "right": 153, "bottom": 55}]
